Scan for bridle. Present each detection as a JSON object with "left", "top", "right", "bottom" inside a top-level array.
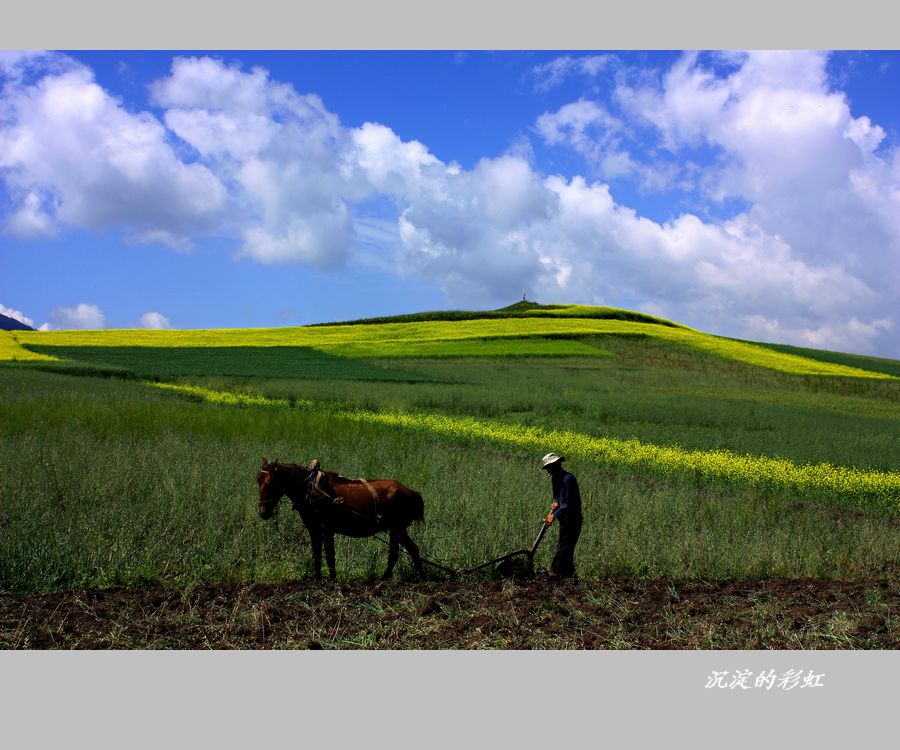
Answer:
[
  {"left": 257, "top": 464, "right": 324, "bottom": 519},
  {"left": 257, "top": 469, "right": 290, "bottom": 523},
  {"left": 257, "top": 467, "right": 306, "bottom": 543}
]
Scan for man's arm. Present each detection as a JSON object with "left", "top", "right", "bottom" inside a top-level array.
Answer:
[{"left": 554, "top": 474, "right": 575, "bottom": 520}]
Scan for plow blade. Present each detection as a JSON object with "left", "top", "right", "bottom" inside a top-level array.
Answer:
[{"left": 461, "top": 521, "right": 551, "bottom": 576}]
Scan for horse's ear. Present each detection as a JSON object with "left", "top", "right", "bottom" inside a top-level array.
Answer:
[{"left": 261, "top": 457, "right": 268, "bottom": 468}]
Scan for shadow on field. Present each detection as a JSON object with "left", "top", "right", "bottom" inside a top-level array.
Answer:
[{"left": 21, "top": 345, "right": 431, "bottom": 382}]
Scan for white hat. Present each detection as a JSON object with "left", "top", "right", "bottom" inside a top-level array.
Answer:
[{"left": 541, "top": 452, "right": 564, "bottom": 470}]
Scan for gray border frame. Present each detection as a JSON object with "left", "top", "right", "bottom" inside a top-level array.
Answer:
[
  {"left": 2, "top": 1, "right": 898, "bottom": 745},
  {"left": 2, "top": 651, "right": 898, "bottom": 746},
  {"left": 4, "top": 0, "right": 900, "bottom": 49}
]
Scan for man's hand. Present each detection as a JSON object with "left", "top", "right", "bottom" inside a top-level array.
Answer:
[{"left": 545, "top": 502, "right": 559, "bottom": 525}]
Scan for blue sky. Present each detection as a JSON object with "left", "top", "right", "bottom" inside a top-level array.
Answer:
[{"left": 1, "top": 50, "right": 899, "bottom": 357}]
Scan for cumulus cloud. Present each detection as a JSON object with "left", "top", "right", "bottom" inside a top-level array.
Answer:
[
  {"left": 612, "top": 51, "right": 900, "bottom": 277},
  {"left": 0, "top": 50, "right": 63, "bottom": 81},
  {"left": 139, "top": 311, "right": 172, "bottom": 329},
  {"left": 51, "top": 303, "right": 106, "bottom": 329},
  {"left": 741, "top": 314, "right": 893, "bottom": 355},
  {"left": 535, "top": 98, "right": 677, "bottom": 189},
  {"left": 532, "top": 54, "right": 616, "bottom": 92},
  {"left": 0, "top": 58, "right": 227, "bottom": 244},
  {"left": 5, "top": 190, "right": 58, "bottom": 238},
  {"left": 393, "top": 154, "right": 560, "bottom": 303},
  {"left": 151, "top": 56, "right": 357, "bottom": 267},
  {"left": 0, "top": 303, "right": 35, "bottom": 327},
  {"left": 531, "top": 50, "right": 899, "bottom": 355}
]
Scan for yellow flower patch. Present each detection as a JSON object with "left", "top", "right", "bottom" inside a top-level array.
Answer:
[{"left": 147, "top": 381, "right": 900, "bottom": 510}]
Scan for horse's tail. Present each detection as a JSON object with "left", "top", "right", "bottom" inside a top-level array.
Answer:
[{"left": 409, "top": 489, "right": 425, "bottom": 524}]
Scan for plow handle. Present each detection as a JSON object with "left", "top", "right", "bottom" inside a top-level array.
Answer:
[{"left": 529, "top": 521, "right": 550, "bottom": 557}]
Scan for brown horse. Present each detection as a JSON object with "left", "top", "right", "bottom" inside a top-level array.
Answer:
[{"left": 256, "top": 457, "right": 425, "bottom": 581}]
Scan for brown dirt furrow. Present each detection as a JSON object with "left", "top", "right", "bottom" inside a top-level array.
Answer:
[{"left": 1, "top": 578, "right": 897, "bottom": 649}]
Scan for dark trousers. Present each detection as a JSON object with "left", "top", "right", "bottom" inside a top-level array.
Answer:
[{"left": 551, "top": 513, "right": 582, "bottom": 577}]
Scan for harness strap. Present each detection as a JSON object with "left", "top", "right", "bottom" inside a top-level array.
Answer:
[
  {"left": 306, "top": 470, "right": 381, "bottom": 525},
  {"left": 358, "top": 479, "right": 381, "bottom": 524},
  {"left": 302, "top": 470, "right": 334, "bottom": 505},
  {"left": 357, "top": 478, "right": 379, "bottom": 502}
]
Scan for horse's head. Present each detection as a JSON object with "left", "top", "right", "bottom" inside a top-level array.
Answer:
[{"left": 256, "top": 457, "right": 285, "bottom": 519}]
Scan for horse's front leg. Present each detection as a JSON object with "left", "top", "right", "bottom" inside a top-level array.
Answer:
[
  {"left": 323, "top": 529, "right": 337, "bottom": 581},
  {"left": 309, "top": 528, "right": 323, "bottom": 582}
]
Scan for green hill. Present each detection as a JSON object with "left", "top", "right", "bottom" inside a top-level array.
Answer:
[
  {"left": 9, "top": 302, "right": 893, "bottom": 381},
  {"left": 309, "top": 301, "right": 683, "bottom": 329}
]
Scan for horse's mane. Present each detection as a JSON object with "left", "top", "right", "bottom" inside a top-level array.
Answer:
[{"left": 274, "top": 461, "right": 307, "bottom": 475}]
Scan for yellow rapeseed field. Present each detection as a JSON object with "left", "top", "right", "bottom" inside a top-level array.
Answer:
[{"left": 0, "top": 331, "right": 59, "bottom": 361}]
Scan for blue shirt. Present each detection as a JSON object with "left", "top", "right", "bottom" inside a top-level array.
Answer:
[{"left": 551, "top": 471, "right": 582, "bottom": 519}]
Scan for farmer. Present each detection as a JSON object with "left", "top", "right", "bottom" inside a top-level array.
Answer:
[{"left": 540, "top": 452, "right": 583, "bottom": 580}]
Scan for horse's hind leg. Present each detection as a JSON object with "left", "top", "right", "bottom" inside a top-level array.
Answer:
[
  {"left": 396, "top": 528, "right": 425, "bottom": 580},
  {"left": 383, "top": 532, "right": 400, "bottom": 580}
]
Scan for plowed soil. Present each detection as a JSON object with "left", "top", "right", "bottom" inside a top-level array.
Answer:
[{"left": 2, "top": 577, "right": 897, "bottom": 649}]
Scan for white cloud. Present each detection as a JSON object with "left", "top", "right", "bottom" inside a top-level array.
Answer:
[
  {"left": 347, "top": 122, "right": 441, "bottom": 200},
  {"left": 535, "top": 98, "right": 677, "bottom": 190},
  {"left": 152, "top": 56, "right": 357, "bottom": 266},
  {"left": 741, "top": 314, "right": 893, "bottom": 355},
  {"left": 530, "top": 50, "right": 900, "bottom": 355},
  {"left": 150, "top": 56, "right": 275, "bottom": 114},
  {"left": 393, "top": 154, "right": 560, "bottom": 304},
  {"left": 612, "top": 51, "right": 900, "bottom": 279},
  {"left": 125, "top": 229, "right": 194, "bottom": 253},
  {"left": 532, "top": 54, "right": 616, "bottom": 92},
  {"left": 0, "top": 303, "right": 35, "bottom": 327},
  {"left": 0, "top": 50, "right": 64, "bottom": 80},
  {"left": 4, "top": 190, "right": 57, "bottom": 238},
  {"left": 536, "top": 99, "right": 622, "bottom": 149},
  {"left": 139, "top": 311, "right": 172, "bottom": 329},
  {"left": 51, "top": 303, "right": 106, "bottom": 329},
  {"left": 0, "top": 60, "right": 227, "bottom": 243}
]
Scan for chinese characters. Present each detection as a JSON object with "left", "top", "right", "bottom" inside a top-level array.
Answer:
[{"left": 705, "top": 669, "right": 825, "bottom": 690}]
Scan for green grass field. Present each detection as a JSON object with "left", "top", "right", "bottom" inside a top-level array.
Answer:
[{"left": 1, "top": 304, "right": 897, "bottom": 595}]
